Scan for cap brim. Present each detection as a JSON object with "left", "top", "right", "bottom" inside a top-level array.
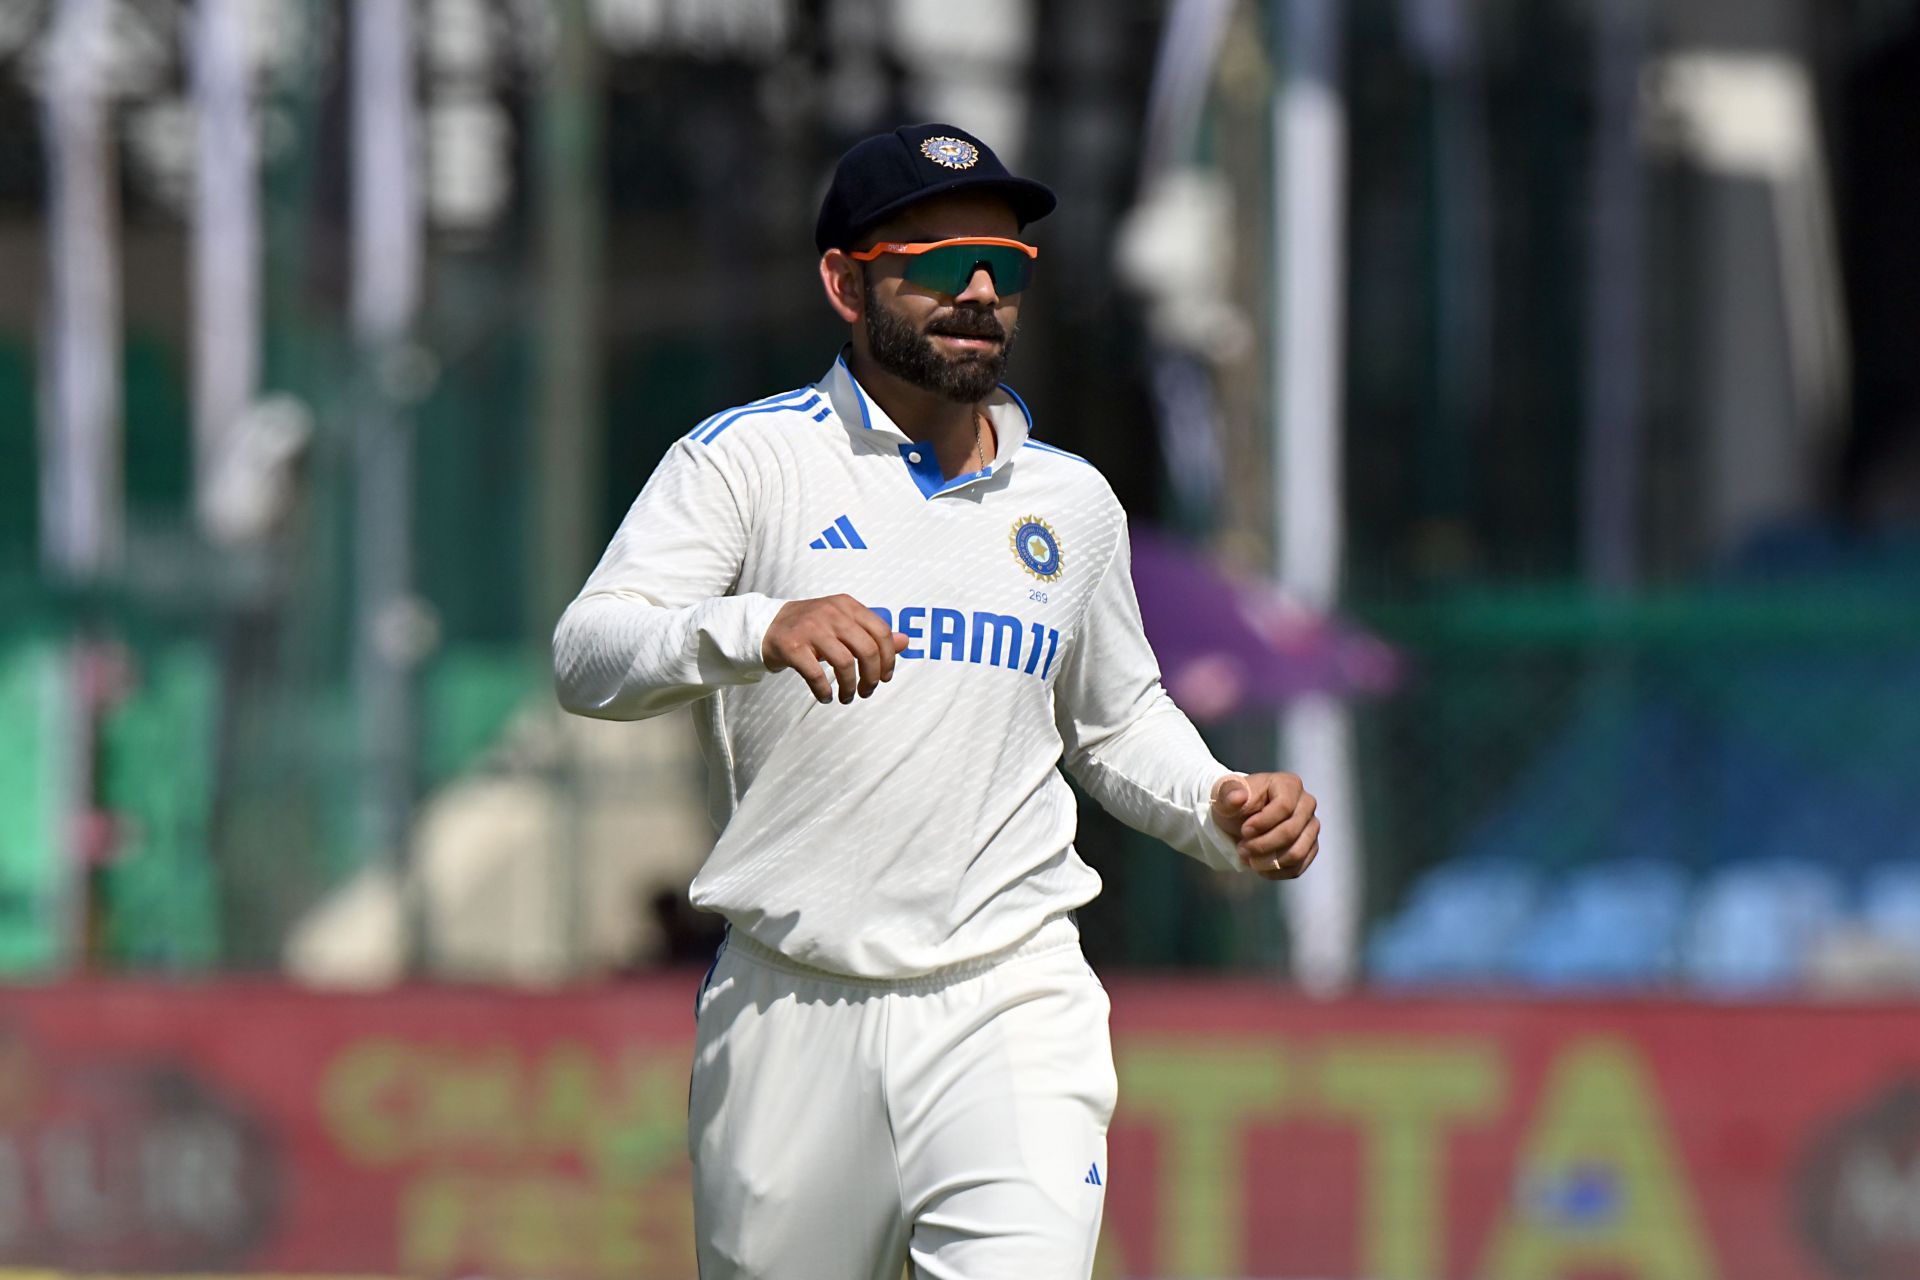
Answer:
[{"left": 843, "top": 175, "right": 1057, "bottom": 247}]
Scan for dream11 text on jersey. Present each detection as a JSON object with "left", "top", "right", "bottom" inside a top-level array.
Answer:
[{"left": 869, "top": 606, "right": 1062, "bottom": 682}]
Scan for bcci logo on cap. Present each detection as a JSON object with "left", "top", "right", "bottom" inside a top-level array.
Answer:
[
  {"left": 1011, "top": 516, "right": 1063, "bottom": 581},
  {"left": 921, "top": 136, "right": 980, "bottom": 170}
]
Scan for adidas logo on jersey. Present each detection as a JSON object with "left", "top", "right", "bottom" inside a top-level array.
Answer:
[
  {"left": 808, "top": 515, "right": 868, "bottom": 550},
  {"left": 1084, "top": 1163, "right": 1102, "bottom": 1186}
]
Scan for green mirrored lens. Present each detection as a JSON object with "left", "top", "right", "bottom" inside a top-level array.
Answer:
[{"left": 901, "top": 244, "right": 1034, "bottom": 295}]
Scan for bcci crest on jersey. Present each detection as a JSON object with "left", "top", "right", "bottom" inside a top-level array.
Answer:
[{"left": 1011, "top": 516, "right": 1063, "bottom": 582}]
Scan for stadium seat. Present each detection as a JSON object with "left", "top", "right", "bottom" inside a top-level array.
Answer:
[
  {"left": 1680, "top": 860, "right": 1847, "bottom": 993},
  {"left": 1509, "top": 860, "right": 1691, "bottom": 988},
  {"left": 1859, "top": 862, "right": 1920, "bottom": 951},
  {"left": 1369, "top": 858, "right": 1540, "bottom": 985}
]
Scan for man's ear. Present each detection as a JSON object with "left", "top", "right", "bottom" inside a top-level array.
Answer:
[{"left": 819, "top": 250, "right": 864, "bottom": 324}]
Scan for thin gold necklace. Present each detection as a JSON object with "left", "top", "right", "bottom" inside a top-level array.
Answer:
[{"left": 973, "top": 411, "right": 991, "bottom": 472}]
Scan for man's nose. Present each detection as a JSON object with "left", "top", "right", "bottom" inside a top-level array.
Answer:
[{"left": 954, "top": 266, "right": 1000, "bottom": 305}]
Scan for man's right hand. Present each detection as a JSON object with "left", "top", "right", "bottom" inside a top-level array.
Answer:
[{"left": 762, "top": 595, "right": 910, "bottom": 704}]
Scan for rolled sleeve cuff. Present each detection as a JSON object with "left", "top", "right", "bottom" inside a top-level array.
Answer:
[
  {"left": 705, "top": 592, "right": 787, "bottom": 679},
  {"left": 1194, "top": 771, "right": 1248, "bottom": 874}
]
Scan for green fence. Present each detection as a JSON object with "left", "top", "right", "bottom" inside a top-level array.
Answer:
[
  {"left": 0, "top": 640, "right": 70, "bottom": 972},
  {"left": 1063, "top": 573, "right": 1920, "bottom": 976},
  {"left": 1357, "top": 577, "right": 1920, "bottom": 923}
]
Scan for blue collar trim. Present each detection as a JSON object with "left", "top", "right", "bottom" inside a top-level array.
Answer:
[
  {"left": 998, "top": 381, "right": 1034, "bottom": 430},
  {"left": 899, "top": 442, "right": 992, "bottom": 500},
  {"left": 836, "top": 352, "right": 875, "bottom": 432}
]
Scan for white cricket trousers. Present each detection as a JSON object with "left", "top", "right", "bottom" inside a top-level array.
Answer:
[{"left": 688, "top": 914, "right": 1115, "bottom": 1280}]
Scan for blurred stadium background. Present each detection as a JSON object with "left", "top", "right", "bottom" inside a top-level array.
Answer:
[{"left": 3, "top": 0, "right": 1920, "bottom": 1277}]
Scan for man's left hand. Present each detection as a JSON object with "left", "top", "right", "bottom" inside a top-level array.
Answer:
[{"left": 1210, "top": 773, "right": 1319, "bottom": 881}]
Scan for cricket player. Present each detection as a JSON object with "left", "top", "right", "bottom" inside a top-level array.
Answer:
[{"left": 554, "top": 123, "right": 1320, "bottom": 1280}]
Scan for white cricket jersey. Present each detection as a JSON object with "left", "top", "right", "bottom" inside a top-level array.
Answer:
[{"left": 554, "top": 352, "right": 1246, "bottom": 978}]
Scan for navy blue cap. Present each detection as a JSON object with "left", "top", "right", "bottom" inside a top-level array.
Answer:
[{"left": 814, "top": 123, "right": 1056, "bottom": 253}]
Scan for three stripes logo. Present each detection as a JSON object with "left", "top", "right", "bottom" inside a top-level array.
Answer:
[
  {"left": 809, "top": 515, "right": 868, "bottom": 550},
  {"left": 1084, "top": 1163, "right": 1102, "bottom": 1187}
]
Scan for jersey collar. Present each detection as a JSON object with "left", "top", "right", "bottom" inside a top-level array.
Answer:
[{"left": 818, "top": 350, "right": 1035, "bottom": 499}]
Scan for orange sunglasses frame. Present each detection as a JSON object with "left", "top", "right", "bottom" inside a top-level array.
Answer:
[{"left": 846, "top": 235, "right": 1040, "bottom": 262}]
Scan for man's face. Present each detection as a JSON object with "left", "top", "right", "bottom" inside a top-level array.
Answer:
[{"left": 853, "top": 191, "right": 1025, "bottom": 403}]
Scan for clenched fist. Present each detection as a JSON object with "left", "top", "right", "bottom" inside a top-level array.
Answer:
[
  {"left": 1210, "top": 772, "right": 1319, "bottom": 881},
  {"left": 763, "top": 594, "right": 909, "bottom": 705}
]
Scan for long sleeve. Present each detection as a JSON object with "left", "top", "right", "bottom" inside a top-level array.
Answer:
[
  {"left": 1052, "top": 520, "right": 1246, "bottom": 874},
  {"left": 553, "top": 437, "right": 786, "bottom": 721}
]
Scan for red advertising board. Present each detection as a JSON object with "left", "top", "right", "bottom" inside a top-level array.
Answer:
[{"left": 0, "top": 980, "right": 1914, "bottom": 1280}]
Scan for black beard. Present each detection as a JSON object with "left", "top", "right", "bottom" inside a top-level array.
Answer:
[{"left": 862, "top": 285, "right": 1015, "bottom": 404}]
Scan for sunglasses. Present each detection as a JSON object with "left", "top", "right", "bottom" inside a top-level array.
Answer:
[{"left": 847, "top": 236, "right": 1038, "bottom": 296}]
